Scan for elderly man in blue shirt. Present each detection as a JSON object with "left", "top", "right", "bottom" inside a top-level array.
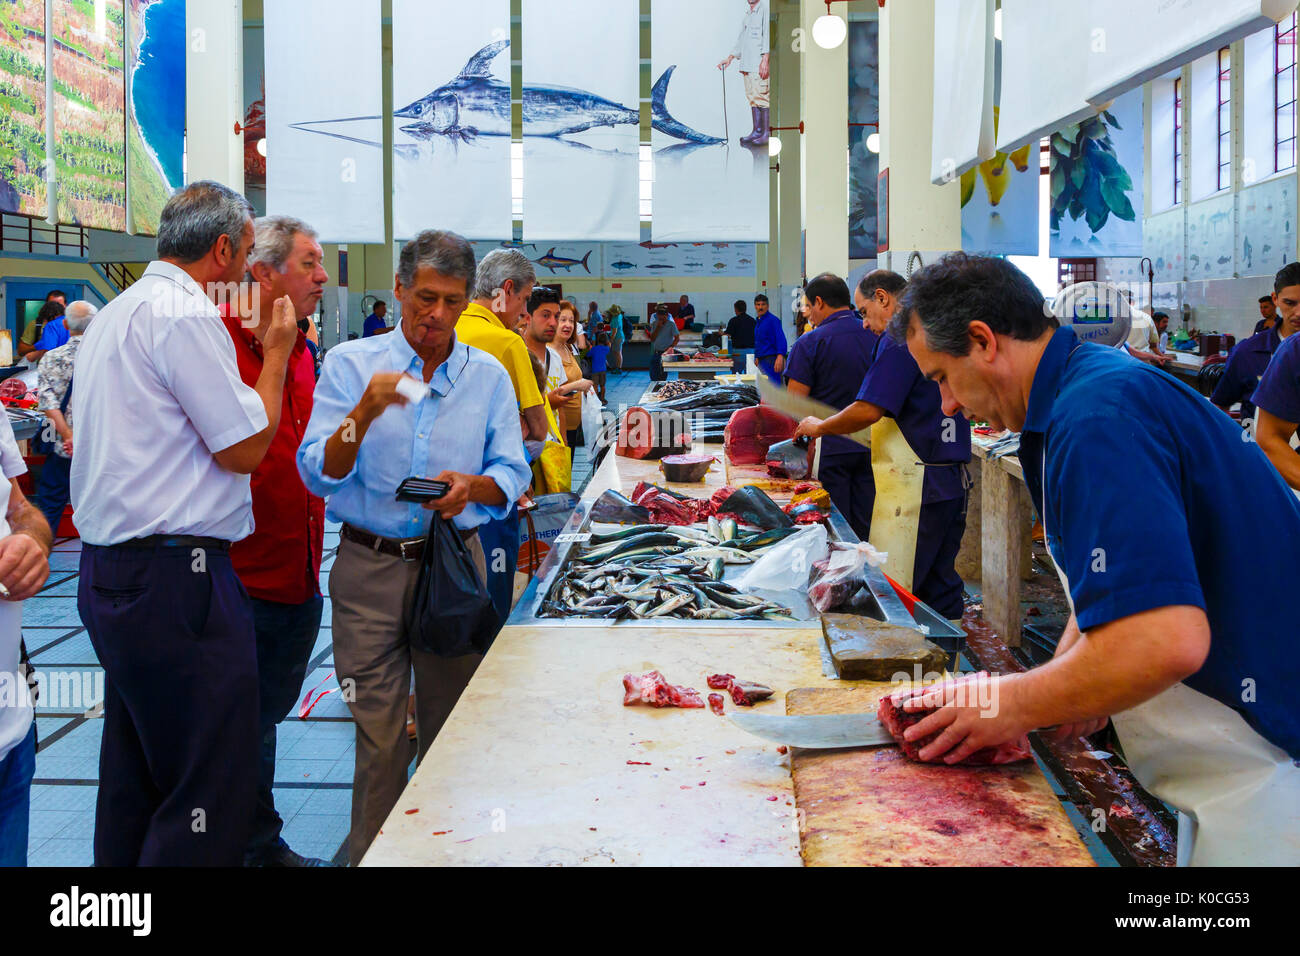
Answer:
[
  {"left": 298, "top": 230, "right": 531, "bottom": 866},
  {"left": 891, "top": 252, "right": 1300, "bottom": 866}
]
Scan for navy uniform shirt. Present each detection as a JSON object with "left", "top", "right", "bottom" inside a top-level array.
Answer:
[
  {"left": 753, "top": 312, "right": 788, "bottom": 383},
  {"left": 1252, "top": 329, "right": 1300, "bottom": 449},
  {"left": 785, "top": 309, "right": 877, "bottom": 458},
  {"left": 1210, "top": 326, "right": 1285, "bottom": 421},
  {"left": 855, "top": 332, "right": 970, "bottom": 502},
  {"left": 1020, "top": 328, "right": 1300, "bottom": 759}
]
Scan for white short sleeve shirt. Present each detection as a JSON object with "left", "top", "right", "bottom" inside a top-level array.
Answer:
[{"left": 0, "top": 413, "right": 30, "bottom": 762}]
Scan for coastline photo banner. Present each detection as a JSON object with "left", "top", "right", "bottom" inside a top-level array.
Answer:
[
  {"left": 52, "top": 0, "right": 127, "bottom": 231},
  {"left": 651, "top": 0, "right": 770, "bottom": 242},
  {"left": 126, "top": 0, "right": 184, "bottom": 236},
  {"left": 241, "top": 23, "right": 266, "bottom": 214},
  {"left": 849, "top": 19, "right": 879, "bottom": 260},
  {"left": 521, "top": 0, "right": 640, "bottom": 242},
  {"left": 0, "top": 0, "right": 48, "bottom": 218},
  {"left": 392, "top": 0, "right": 512, "bottom": 242},
  {"left": 264, "top": 0, "right": 384, "bottom": 243}
]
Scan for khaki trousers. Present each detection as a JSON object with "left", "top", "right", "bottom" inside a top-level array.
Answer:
[
  {"left": 742, "top": 71, "right": 770, "bottom": 109},
  {"left": 330, "top": 532, "right": 487, "bottom": 865}
]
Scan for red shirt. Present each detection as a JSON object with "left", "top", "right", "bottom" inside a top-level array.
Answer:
[{"left": 220, "top": 311, "right": 324, "bottom": 604}]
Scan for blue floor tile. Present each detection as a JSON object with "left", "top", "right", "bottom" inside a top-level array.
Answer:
[{"left": 29, "top": 838, "right": 94, "bottom": 867}]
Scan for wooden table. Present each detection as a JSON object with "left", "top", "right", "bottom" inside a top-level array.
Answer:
[{"left": 966, "top": 438, "right": 1035, "bottom": 648}]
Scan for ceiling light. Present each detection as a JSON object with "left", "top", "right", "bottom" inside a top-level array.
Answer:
[{"left": 812, "top": 13, "right": 847, "bottom": 49}]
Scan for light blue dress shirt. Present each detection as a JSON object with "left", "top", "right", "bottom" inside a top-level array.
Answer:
[{"left": 297, "top": 330, "right": 531, "bottom": 539}]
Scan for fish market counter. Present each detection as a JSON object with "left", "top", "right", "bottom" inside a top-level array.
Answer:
[{"left": 361, "top": 445, "right": 1095, "bottom": 867}]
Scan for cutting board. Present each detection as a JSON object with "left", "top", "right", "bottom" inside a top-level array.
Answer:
[
  {"left": 721, "top": 460, "right": 820, "bottom": 501},
  {"left": 787, "top": 686, "right": 1096, "bottom": 866}
]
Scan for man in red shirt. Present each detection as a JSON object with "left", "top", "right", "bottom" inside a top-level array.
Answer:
[{"left": 221, "top": 215, "right": 329, "bottom": 867}]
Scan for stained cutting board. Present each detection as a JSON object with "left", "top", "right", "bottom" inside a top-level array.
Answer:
[{"left": 787, "top": 685, "right": 1096, "bottom": 866}]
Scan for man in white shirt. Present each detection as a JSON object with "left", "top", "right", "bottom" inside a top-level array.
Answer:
[
  {"left": 70, "top": 181, "right": 299, "bottom": 866},
  {"left": 717, "top": 0, "right": 771, "bottom": 146},
  {"left": 1124, "top": 300, "right": 1170, "bottom": 367},
  {"left": 0, "top": 413, "right": 52, "bottom": 867}
]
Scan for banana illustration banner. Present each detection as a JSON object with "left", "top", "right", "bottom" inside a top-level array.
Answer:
[{"left": 959, "top": 106, "right": 1040, "bottom": 256}]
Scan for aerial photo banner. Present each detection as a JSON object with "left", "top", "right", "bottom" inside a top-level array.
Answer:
[
  {"left": 265, "top": 0, "right": 384, "bottom": 243},
  {"left": 126, "top": 0, "right": 185, "bottom": 236},
  {"left": 392, "top": 0, "right": 512, "bottom": 242},
  {"left": 0, "top": 0, "right": 48, "bottom": 218},
  {"left": 521, "top": 0, "right": 640, "bottom": 242},
  {"left": 651, "top": 0, "right": 770, "bottom": 242}
]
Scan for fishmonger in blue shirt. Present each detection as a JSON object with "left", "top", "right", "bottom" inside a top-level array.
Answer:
[
  {"left": 296, "top": 230, "right": 531, "bottom": 864},
  {"left": 891, "top": 253, "right": 1300, "bottom": 866}
]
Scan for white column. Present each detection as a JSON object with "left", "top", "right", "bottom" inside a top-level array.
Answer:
[
  {"left": 800, "top": 0, "right": 849, "bottom": 279},
  {"left": 185, "top": 0, "right": 244, "bottom": 189},
  {"left": 774, "top": 0, "right": 804, "bottom": 325}
]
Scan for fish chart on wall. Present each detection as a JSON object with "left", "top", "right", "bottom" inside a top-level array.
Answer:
[
  {"left": 265, "top": 0, "right": 383, "bottom": 243},
  {"left": 391, "top": 0, "right": 512, "bottom": 241},
  {"left": 521, "top": 0, "right": 640, "bottom": 242},
  {"left": 849, "top": 20, "right": 879, "bottom": 260},
  {"left": 1185, "top": 194, "right": 1237, "bottom": 281},
  {"left": 1238, "top": 176, "right": 1293, "bottom": 277},
  {"left": 127, "top": 0, "right": 184, "bottom": 236},
  {"left": 1049, "top": 89, "right": 1144, "bottom": 259},
  {"left": 0, "top": 0, "right": 48, "bottom": 217},
  {"left": 605, "top": 240, "right": 759, "bottom": 277},
  {"left": 651, "top": 0, "right": 770, "bottom": 242},
  {"left": 53, "top": 0, "right": 127, "bottom": 231},
  {"left": 1144, "top": 208, "right": 1185, "bottom": 283}
]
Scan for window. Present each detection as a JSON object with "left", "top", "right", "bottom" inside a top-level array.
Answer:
[
  {"left": 1278, "top": 13, "right": 1297, "bottom": 173},
  {"left": 1173, "top": 78, "right": 1183, "bottom": 204},
  {"left": 640, "top": 144, "right": 652, "bottom": 222},
  {"left": 512, "top": 142, "right": 523, "bottom": 218},
  {"left": 1217, "top": 47, "right": 1232, "bottom": 191}
]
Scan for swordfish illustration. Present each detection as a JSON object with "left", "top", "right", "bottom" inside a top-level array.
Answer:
[{"left": 393, "top": 40, "right": 723, "bottom": 144}]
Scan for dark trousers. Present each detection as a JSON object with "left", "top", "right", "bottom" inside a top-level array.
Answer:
[
  {"left": 650, "top": 350, "right": 667, "bottom": 381},
  {"left": 818, "top": 454, "right": 876, "bottom": 542},
  {"left": 0, "top": 725, "right": 35, "bottom": 867},
  {"left": 79, "top": 544, "right": 259, "bottom": 866},
  {"left": 246, "top": 595, "right": 324, "bottom": 862},
  {"left": 913, "top": 494, "right": 968, "bottom": 620},
  {"left": 478, "top": 506, "right": 519, "bottom": 624},
  {"left": 34, "top": 453, "right": 71, "bottom": 537}
]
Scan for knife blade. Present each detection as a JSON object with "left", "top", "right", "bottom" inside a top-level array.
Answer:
[
  {"left": 729, "top": 711, "right": 896, "bottom": 749},
  {"left": 757, "top": 375, "right": 873, "bottom": 449}
]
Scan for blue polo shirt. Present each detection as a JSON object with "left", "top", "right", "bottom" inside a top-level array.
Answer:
[
  {"left": 34, "top": 317, "right": 69, "bottom": 352},
  {"left": 363, "top": 314, "right": 387, "bottom": 337},
  {"left": 1211, "top": 326, "right": 1285, "bottom": 421},
  {"left": 1021, "top": 327, "right": 1300, "bottom": 758},
  {"left": 855, "top": 332, "right": 970, "bottom": 502},
  {"left": 785, "top": 309, "right": 877, "bottom": 458},
  {"left": 753, "top": 312, "right": 788, "bottom": 383},
  {"left": 1252, "top": 328, "right": 1300, "bottom": 440}
]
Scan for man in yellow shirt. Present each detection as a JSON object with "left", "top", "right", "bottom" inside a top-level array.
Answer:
[{"left": 456, "top": 248, "right": 548, "bottom": 621}]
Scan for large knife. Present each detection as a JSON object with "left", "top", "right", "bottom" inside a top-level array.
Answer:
[
  {"left": 758, "top": 375, "right": 873, "bottom": 449},
  {"left": 729, "top": 711, "right": 895, "bottom": 749}
]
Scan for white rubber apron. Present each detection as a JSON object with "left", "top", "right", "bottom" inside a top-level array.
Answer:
[{"left": 1040, "top": 444, "right": 1300, "bottom": 865}]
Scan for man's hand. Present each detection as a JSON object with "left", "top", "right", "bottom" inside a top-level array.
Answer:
[
  {"left": 424, "top": 471, "right": 473, "bottom": 518},
  {"left": 794, "top": 416, "right": 823, "bottom": 440},
  {"left": 261, "top": 294, "right": 299, "bottom": 356},
  {"left": 717, "top": 55, "right": 735, "bottom": 70},
  {"left": 568, "top": 378, "right": 594, "bottom": 395},
  {"left": 62, "top": 435, "right": 73, "bottom": 457},
  {"left": 759, "top": 52, "right": 770, "bottom": 80},
  {"left": 896, "top": 672, "right": 1033, "bottom": 764},
  {"left": 0, "top": 533, "right": 50, "bottom": 601},
  {"left": 358, "top": 372, "right": 414, "bottom": 422}
]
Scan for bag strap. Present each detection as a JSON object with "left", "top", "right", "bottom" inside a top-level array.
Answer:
[{"left": 523, "top": 506, "right": 539, "bottom": 577}]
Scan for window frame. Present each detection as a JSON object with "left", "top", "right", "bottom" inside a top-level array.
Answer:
[
  {"left": 1217, "top": 46, "right": 1232, "bottom": 192},
  {"left": 1173, "top": 77, "right": 1183, "bottom": 205},
  {"left": 1277, "top": 13, "right": 1297, "bottom": 174}
]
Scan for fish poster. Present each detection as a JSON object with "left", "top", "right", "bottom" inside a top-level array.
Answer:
[
  {"left": 391, "top": 0, "right": 512, "bottom": 241},
  {"left": 650, "top": 0, "right": 770, "bottom": 242},
  {"left": 848, "top": 19, "right": 879, "bottom": 260},
  {"left": 1185, "top": 192, "right": 1237, "bottom": 280},
  {"left": 466, "top": 239, "right": 760, "bottom": 279},
  {"left": 264, "top": 0, "right": 384, "bottom": 243},
  {"left": 1049, "top": 88, "right": 1144, "bottom": 258},
  {"left": 126, "top": 0, "right": 184, "bottom": 236},
  {"left": 1144, "top": 206, "right": 1185, "bottom": 283},
  {"left": 521, "top": 0, "right": 640, "bottom": 242},
  {"left": 1238, "top": 175, "right": 1293, "bottom": 277},
  {"left": 0, "top": 0, "right": 48, "bottom": 218},
  {"left": 52, "top": 0, "right": 127, "bottom": 231}
]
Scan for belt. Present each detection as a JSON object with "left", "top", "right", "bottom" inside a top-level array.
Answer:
[
  {"left": 341, "top": 523, "right": 477, "bottom": 563},
  {"left": 113, "top": 535, "right": 231, "bottom": 551}
]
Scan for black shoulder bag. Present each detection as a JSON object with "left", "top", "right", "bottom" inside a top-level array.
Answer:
[{"left": 403, "top": 516, "right": 500, "bottom": 657}]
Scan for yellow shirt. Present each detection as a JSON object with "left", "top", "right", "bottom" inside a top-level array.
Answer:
[{"left": 455, "top": 302, "right": 544, "bottom": 411}]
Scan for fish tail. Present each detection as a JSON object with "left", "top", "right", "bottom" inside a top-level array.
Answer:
[
  {"left": 651, "top": 66, "right": 725, "bottom": 145},
  {"left": 581, "top": 251, "right": 591, "bottom": 274}
]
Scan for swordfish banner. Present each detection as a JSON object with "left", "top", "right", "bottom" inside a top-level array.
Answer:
[
  {"left": 522, "top": 0, "right": 640, "bottom": 241},
  {"left": 651, "top": 0, "right": 770, "bottom": 242},
  {"left": 264, "top": 0, "right": 383, "bottom": 242},
  {"left": 392, "top": 0, "right": 512, "bottom": 240}
]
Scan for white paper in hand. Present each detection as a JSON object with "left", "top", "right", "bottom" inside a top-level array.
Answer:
[{"left": 396, "top": 376, "right": 430, "bottom": 405}]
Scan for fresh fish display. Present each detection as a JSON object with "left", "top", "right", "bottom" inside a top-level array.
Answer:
[
  {"left": 713, "top": 486, "right": 793, "bottom": 530},
  {"left": 651, "top": 379, "right": 706, "bottom": 399},
  {"left": 589, "top": 489, "right": 651, "bottom": 524}
]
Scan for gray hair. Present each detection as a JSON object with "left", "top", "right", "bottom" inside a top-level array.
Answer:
[
  {"left": 64, "top": 301, "right": 97, "bottom": 333},
  {"left": 397, "top": 230, "right": 476, "bottom": 292},
  {"left": 156, "top": 180, "right": 254, "bottom": 264},
  {"left": 473, "top": 248, "right": 535, "bottom": 300},
  {"left": 247, "top": 215, "right": 318, "bottom": 274}
]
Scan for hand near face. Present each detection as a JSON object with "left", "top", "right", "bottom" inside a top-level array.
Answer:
[{"left": 262, "top": 294, "right": 300, "bottom": 356}]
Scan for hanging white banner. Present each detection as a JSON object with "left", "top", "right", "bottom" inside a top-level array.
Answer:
[
  {"left": 392, "top": 0, "right": 512, "bottom": 241},
  {"left": 930, "top": 0, "right": 995, "bottom": 185},
  {"left": 651, "top": 0, "right": 770, "bottom": 242},
  {"left": 996, "top": 0, "right": 1094, "bottom": 154},
  {"left": 520, "top": 0, "right": 639, "bottom": 241},
  {"left": 264, "top": 0, "right": 383, "bottom": 243}
]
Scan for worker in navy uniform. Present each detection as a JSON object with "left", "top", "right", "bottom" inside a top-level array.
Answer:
[
  {"left": 795, "top": 271, "right": 971, "bottom": 618},
  {"left": 1254, "top": 293, "right": 1278, "bottom": 334},
  {"left": 892, "top": 253, "right": 1300, "bottom": 866},
  {"left": 784, "top": 273, "right": 877, "bottom": 541},
  {"left": 1211, "top": 263, "right": 1300, "bottom": 423},
  {"left": 1251, "top": 266, "right": 1300, "bottom": 494}
]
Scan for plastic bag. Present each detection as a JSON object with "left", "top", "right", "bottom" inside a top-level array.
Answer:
[
  {"left": 808, "top": 542, "right": 889, "bottom": 612},
  {"left": 404, "top": 516, "right": 500, "bottom": 657},
  {"left": 736, "top": 524, "right": 830, "bottom": 592},
  {"left": 581, "top": 390, "right": 605, "bottom": 451}
]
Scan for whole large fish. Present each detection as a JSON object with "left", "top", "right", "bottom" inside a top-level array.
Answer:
[{"left": 395, "top": 41, "right": 723, "bottom": 144}]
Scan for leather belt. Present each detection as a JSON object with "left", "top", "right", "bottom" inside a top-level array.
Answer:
[
  {"left": 341, "top": 523, "right": 477, "bottom": 563},
  {"left": 114, "top": 535, "right": 230, "bottom": 551}
]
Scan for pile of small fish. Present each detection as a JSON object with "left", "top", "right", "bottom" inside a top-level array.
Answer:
[
  {"left": 651, "top": 379, "right": 706, "bottom": 400},
  {"left": 540, "top": 520, "right": 802, "bottom": 621}
]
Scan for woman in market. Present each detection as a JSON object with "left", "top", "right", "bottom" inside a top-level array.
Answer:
[{"left": 554, "top": 302, "right": 594, "bottom": 458}]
